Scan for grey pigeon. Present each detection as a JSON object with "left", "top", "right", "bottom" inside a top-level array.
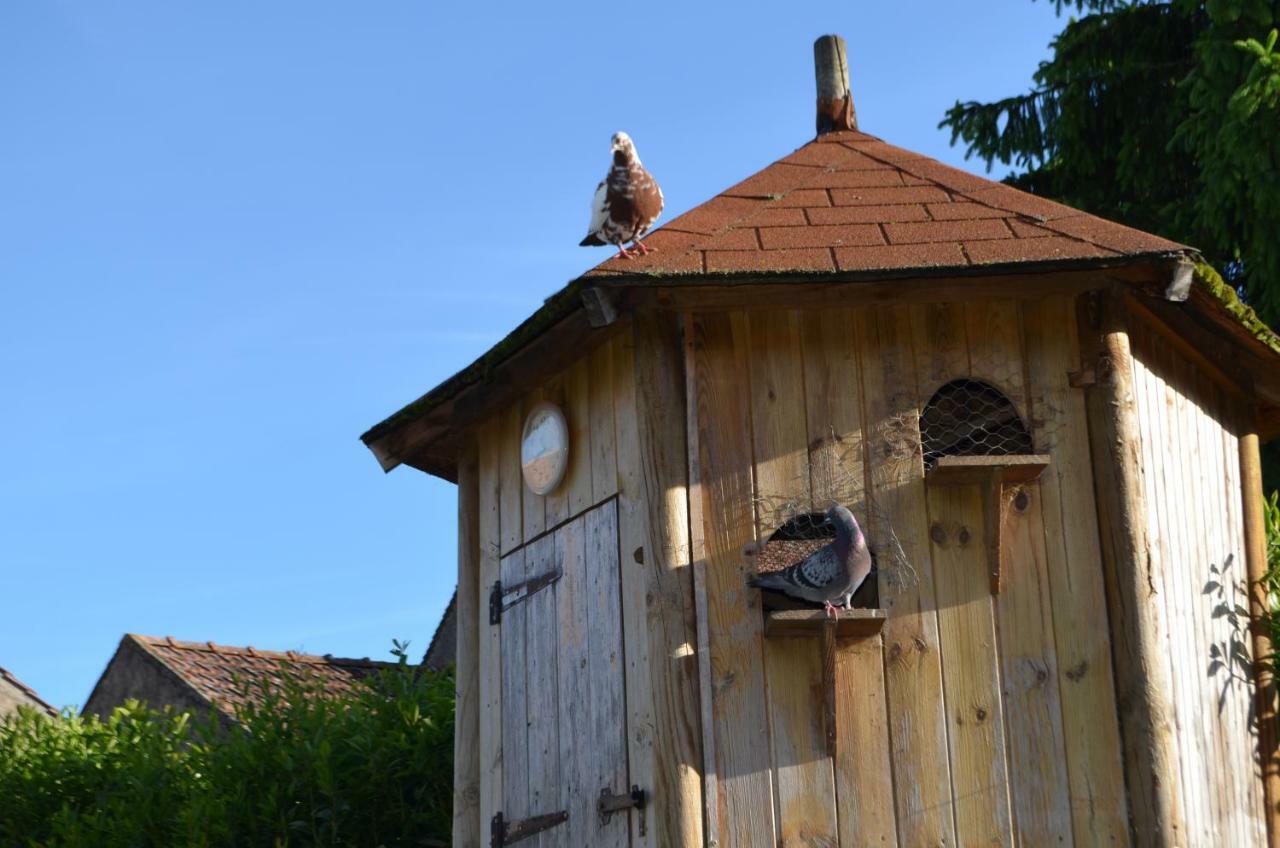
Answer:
[
  {"left": 580, "top": 132, "right": 664, "bottom": 259},
  {"left": 747, "top": 505, "right": 872, "bottom": 619}
]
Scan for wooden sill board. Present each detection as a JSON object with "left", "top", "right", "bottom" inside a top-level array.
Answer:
[
  {"left": 925, "top": 454, "right": 1051, "bottom": 486},
  {"left": 764, "top": 608, "right": 887, "bottom": 638}
]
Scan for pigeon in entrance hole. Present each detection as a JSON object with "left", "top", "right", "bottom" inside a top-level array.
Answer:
[
  {"left": 580, "top": 132, "right": 664, "bottom": 259},
  {"left": 746, "top": 505, "right": 872, "bottom": 619}
]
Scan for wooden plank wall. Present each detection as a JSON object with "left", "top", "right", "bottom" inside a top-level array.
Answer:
[
  {"left": 1129, "top": 318, "right": 1268, "bottom": 845},
  {"left": 687, "top": 298, "right": 1129, "bottom": 847},
  {"left": 475, "top": 324, "right": 704, "bottom": 848}
]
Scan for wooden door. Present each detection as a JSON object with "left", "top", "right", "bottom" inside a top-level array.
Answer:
[{"left": 491, "top": 499, "right": 632, "bottom": 848}]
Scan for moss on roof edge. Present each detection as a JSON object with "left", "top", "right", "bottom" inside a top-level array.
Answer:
[{"left": 1193, "top": 261, "right": 1280, "bottom": 356}]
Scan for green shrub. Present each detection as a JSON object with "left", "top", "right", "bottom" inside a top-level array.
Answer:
[{"left": 0, "top": 646, "right": 453, "bottom": 847}]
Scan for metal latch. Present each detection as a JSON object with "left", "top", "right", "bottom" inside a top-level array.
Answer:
[
  {"left": 491, "top": 810, "right": 568, "bottom": 847},
  {"left": 597, "top": 785, "right": 646, "bottom": 825},
  {"left": 489, "top": 568, "right": 562, "bottom": 625}
]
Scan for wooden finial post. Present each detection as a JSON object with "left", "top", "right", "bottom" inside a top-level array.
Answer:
[{"left": 814, "top": 34, "right": 857, "bottom": 135}]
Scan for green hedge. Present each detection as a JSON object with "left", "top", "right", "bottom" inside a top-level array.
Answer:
[{"left": 0, "top": 649, "right": 454, "bottom": 847}]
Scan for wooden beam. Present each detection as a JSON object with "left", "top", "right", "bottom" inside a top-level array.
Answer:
[
  {"left": 925, "top": 454, "right": 1050, "bottom": 486},
  {"left": 617, "top": 311, "right": 704, "bottom": 847},
  {"left": 763, "top": 608, "right": 886, "bottom": 638},
  {"left": 1240, "top": 426, "right": 1280, "bottom": 846},
  {"left": 1078, "top": 287, "right": 1185, "bottom": 846},
  {"left": 453, "top": 444, "right": 482, "bottom": 847}
]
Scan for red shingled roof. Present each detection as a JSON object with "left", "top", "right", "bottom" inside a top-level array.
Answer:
[
  {"left": 128, "top": 634, "right": 397, "bottom": 718},
  {"left": 584, "top": 130, "right": 1187, "bottom": 278}
]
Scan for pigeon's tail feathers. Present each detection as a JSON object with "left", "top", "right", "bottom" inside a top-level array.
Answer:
[{"left": 580, "top": 233, "right": 606, "bottom": 247}]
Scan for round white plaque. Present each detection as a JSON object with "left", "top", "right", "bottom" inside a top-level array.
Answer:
[{"left": 520, "top": 402, "right": 569, "bottom": 495}]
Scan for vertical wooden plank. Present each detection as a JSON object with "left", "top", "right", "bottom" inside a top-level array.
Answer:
[
  {"left": 749, "top": 310, "right": 839, "bottom": 847},
  {"left": 523, "top": 390, "right": 548, "bottom": 545},
  {"left": 857, "top": 304, "right": 956, "bottom": 846},
  {"left": 689, "top": 310, "right": 776, "bottom": 847},
  {"left": 914, "top": 301, "right": 1013, "bottom": 845},
  {"left": 1025, "top": 295, "right": 1128, "bottom": 845},
  {"left": 802, "top": 308, "right": 898, "bottom": 846},
  {"left": 565, "top": 358, "right": 594, "bottom": 517},
  {"left": 590, "top": 338, "right": 618, "bottom": 503},
  {"left": 968, "top": 300, "right": 1073, "bottom": 844},
  {"left": 524, "top": 534, "right": 561, "bottom": 845},
  {"left": 544, "top": 374, "right": 570, "bottom": 527},
  {"left": 621, "top": 313, "right": 704, "bottom": 848},
  {"left": 556, "top": 517, "right": 592, "bottom": 848},
  {"left": 454, "top": 445, "right": 482, "bottom": 847},
  {"left": 500, "top": 547, "right": 530, "bottom": 826},
  {"left": 478, "top": 418, "right": 505, "bottom": 842},
  {"left": 587, "top": 501, "right": 629, "bottom": 848},
  {"left": 925, "top": 485, "right": 1014, "bottom": 845},
  {"left": 500, "top": 404, "right": 524, "bottom": 554},
  {"left": 1077, "top": 288, "right": 1184, "bottom": 847}
]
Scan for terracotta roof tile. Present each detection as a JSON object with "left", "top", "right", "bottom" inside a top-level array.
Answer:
[
  {"left": 807, "top": 204, "right": 931, "bottom": 225},
  {"left": 964, "top": 236, "right": 1116, "bottom": 265},
  {"left": 128, "top": 635, "right": 399, "bottom": 720},
  {"left": 835, "top": 242, "right": 967, "bottom": 271},
  {"left": 830, "top": 185, "right": 951, "bottom": 206},
  {"left": 0, "top": 666, "right": 57, "bottom": 716},
  {"left": 885, "top": 219, "right": 1012, "bottom": 244},
  {"left": 580, "top": 129, "right": 1188, "bottom": 279},
  {"left": 759, "top": 223, "right": 882, "bottom": 250},
  {"left": 706, "top": 247, "right": 835, "bottom": 273}
]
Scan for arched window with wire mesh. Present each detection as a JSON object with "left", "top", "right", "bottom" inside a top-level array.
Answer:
[{"left": 920, "top": 378, "right": 1034, "bottom": 471}]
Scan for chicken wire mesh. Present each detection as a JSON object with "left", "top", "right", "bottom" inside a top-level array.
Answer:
[{"left": 920, "top": 378, "right": 1033, "bottom": 471}]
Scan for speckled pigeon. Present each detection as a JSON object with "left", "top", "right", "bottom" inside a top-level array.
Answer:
[
  {"left": 580, "top": 132, "right": 664, "bottom": 259},
  {"left": 747, "top": 505, "right": 872, "bottom": 619}
]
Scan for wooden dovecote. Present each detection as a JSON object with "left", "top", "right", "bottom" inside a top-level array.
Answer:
[{"left": 363, "top": 35, "right": 1280, "bottom": 848}]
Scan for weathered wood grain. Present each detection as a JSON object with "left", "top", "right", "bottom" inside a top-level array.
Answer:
[
  {"left": 453, "top": 445, "right": 482, "bottom": 848},
  {"left": 523, "top": 534, "right": 561, "bottom": 845},
  {"left": 565, "top": 358, "right": 594, "bottom": 518},
  {"left": 556, "top": 517, "right": 593, "bottom": 848},
  {"left": 477, "top": 419, "right": 504, "bottom": 842},
  {"left": 858, "top": 304, "right": 955, "bottom": 846},
  {"left": 586, "top": 502, "right": 629, "bottom": 848},
  {"left": 749, "top": 310, "right": 840, "bottom": 847},
  {"left": 621, "top": 313, "right": 704, "bottom": 848},
  {"left": 969, "top": 299, "right": 1074, "bottom": 843},
  {"left": 688, "top": 310, "right": 777, "bottom": 846},
  {"left": 500, "top": 547, "right": 530, "bottom": 826},
  {"left": 589, "top": 339, "right": 618, "bottom": 503},
  {"left": 500, "top": 404, "right": 524, "bottom": 555},
  {"left": 1022, "top": 295, "right": 1129, "bottom": 845}
]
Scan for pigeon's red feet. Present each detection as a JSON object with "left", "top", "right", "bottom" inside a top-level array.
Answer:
[
  {"left": 631, "top": 240, "right": 655, "bottom": 256},
  {"left": 614, "top": 245, "right": 634, "bottom": 260},
  {"left": 824, "top": 601, "right": 840, "bottom": 620}
]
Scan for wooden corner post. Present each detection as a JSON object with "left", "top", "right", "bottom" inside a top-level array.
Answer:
[
  {"left": 1240, "top": 426, "right": 1280, "bottom": 846},
  {"left": 454, "top": 444, "right": 482, "bottom": 847},
  {"left": 1078, "top": 288, "right": 1184, "bottom": 846}
]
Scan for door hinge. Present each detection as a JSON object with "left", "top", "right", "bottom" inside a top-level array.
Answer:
[
  {"left": 489, "top": 568, "right": 562, "bottom": 625},
  {"left": 597, "top": 784, "right": 646, "bottom": 826},
  {"left": 490, "top": 809, "right": 568, "bottom": 847}
]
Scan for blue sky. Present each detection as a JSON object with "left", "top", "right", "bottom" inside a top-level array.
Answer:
[{"left": 0, "top": 1, "right": 1065, "bottom": 710}]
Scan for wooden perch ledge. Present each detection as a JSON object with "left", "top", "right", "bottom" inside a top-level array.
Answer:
[
  {"left": 925, "top": 454, "right": 1051, "bottom": 593},
  {"left": 765, "top": 608, "right": 886, "bottom": 638}
]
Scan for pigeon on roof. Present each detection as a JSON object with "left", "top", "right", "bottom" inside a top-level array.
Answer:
[
  {"left": 747, "top": 505, "right": 872, "bottom": 619},
  {"left": 580, "top": 132, "right": 664, "bottom": 259}
]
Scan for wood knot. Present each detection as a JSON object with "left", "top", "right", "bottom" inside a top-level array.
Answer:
[
  {"left": 633, "top": 546, "right": 644, "bottom": 564},
  {"left": 913, "top": 636, "right": 927, "bottom": 654},
  {"left": 975, "top": 707, "right": 988, "bottom": 722},
  {"left": 888, "top": 642, "right": 903, "bottom": 662},
  {"left": 957, "top": 526, "right": 971, "bottom": 546},
  {"left": 1013, "top": 490, "right": 1031, "bottom": 512},
  {"left": 929, "top": 523, "right": 947, "bottom": 545},
  {"left": 1065, "top": 660, "right": 1089, "bottom": 682}
]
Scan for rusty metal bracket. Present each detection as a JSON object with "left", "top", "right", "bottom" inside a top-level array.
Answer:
[
  {"left": 597, "top": 784, "right": 646, "bottom": 826},
  {"left": 491, "top": 810, "right": 568, "bottom": 847},
  {"left": 489, "top": 568, "right": 562, "bottom": 625}
]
